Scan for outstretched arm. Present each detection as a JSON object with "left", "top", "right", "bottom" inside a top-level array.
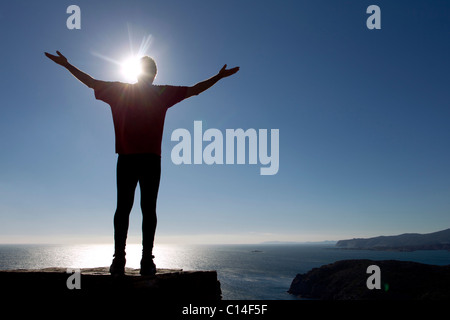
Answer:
[
  {"left": 186, "top": 64, "right": 239, "bottom": 98},
  {"left": 44, "top": 51, "right": 102, "bottom": 89}
]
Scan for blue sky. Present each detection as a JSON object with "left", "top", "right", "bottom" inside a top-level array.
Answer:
[{"left": 0, "top": 0, "right": 449, "bottom": 244}]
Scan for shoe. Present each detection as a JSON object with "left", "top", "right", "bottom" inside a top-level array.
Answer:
[
  {"left": 140, "top": 255, "right": 156, "bottom": 276},
  {"left": 109, "top": 254, "right": 126, "bottom": 276}
]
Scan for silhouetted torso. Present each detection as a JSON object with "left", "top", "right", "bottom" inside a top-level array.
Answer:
[{"left": 95, "top": 82, "right": 188, "bottom": 155}]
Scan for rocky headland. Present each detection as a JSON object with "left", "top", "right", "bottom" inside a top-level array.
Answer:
[
  {"left": 289, "top": 259, "right": 450, "bottom": 300},
  {"left": 335, "top": 228, "right": 450, "bottom": 251}
]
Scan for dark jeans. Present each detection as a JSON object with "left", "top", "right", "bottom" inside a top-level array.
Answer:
[{"left": 114, "top": 153, "right": 161, "bottom": 258}]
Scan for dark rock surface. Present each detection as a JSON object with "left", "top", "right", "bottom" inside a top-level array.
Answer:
[
  {"left": 288, "top": 259, "right": 450, "bottom": 300},
  {"left": 0, "top": 267, "right": 222, "bottom": 301},
  {"left": 336, "top": 228, "right": 450, "bottom": 251}
]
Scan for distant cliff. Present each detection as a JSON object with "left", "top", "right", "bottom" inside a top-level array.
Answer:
[
  {"left": 289, "top": 259, "right": 450, "bottom": 300},
  {"left": 335, "top": 228, "right": 450, "bottom": 251}
]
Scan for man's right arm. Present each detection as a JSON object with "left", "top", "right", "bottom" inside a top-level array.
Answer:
[{"left": 45, "top": 51, "right": 103, "bottom": 90}]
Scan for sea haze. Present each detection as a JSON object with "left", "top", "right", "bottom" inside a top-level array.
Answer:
[{"left": 1, "top": 243, "right": 449, "bottom": 299}]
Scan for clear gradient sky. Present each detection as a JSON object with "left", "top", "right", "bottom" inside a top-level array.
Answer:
[{"left": 1, "top": 0, "right": 449, "bottom": 244}]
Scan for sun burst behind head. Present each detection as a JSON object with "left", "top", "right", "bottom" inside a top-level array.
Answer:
[{"left": 121, "top": 55, "right": 142, "bottom": 83}]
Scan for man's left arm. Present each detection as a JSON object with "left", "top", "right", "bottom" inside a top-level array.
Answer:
[{"left": 186, "top": 64, "right": 239, "bottom": 98}]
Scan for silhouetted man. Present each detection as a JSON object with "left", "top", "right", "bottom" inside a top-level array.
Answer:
[{"left": 45, "top": 50, "right": 239, "bottom": 276}]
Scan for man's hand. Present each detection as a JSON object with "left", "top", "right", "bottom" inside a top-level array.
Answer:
[
  {"left": 45, "top": 51, "right": 69, "bottom": 67},
  {"left": 186, "top": 64, "right": 240, "bottom": 98},
  {"left": 218, "top": 64, "right": 239, "bottom": 79},
  {"left": 44, "top": 50, "right": 100, "bottom": 89}
]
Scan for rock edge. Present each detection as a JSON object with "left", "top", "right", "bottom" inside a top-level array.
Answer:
[{"left": 0, "top": 267, "right": 222, "bottom": 300}]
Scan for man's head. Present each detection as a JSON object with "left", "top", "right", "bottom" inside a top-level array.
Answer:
[{"left": 138, "top": 56, "right": 157, "bottom": 84}]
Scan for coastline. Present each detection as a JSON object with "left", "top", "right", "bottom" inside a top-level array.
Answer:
[{"left": 1, "top": 243, "right": 449, "bottom": 300}]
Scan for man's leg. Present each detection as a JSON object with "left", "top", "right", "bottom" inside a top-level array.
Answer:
[
  {"left": 138, "top": 154, "right": 161, "bottom": 275},
  {"left": 110, "top": 154, "right": 139, "bottom": 275}
]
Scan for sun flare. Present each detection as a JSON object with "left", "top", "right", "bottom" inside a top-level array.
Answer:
[{"left": 121, "top": 56, "right": 142, "bottom": 83}]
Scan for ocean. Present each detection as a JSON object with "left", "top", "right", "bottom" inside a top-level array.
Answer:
[{"left": 1, "top": 243, "right": 449, "bottom": 300}]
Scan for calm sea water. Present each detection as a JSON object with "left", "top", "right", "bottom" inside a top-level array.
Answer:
[{"left": 1, "top": 243, "right": 449, "bottom": 300}]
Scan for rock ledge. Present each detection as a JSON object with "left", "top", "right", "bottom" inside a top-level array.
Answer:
[{"left": 0, "top": 267, "right": 222, "bottom": 300}]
